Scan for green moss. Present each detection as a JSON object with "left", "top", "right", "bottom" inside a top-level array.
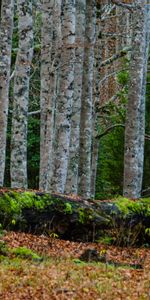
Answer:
[
  {"left": 78, "top": 208, "right": 86, "bottom": 224},
  {"left": 0, "top": 191, "right": 53, "bottom": 228},
  {"left": 64, "top": 203, "right": 73, "bottom": 214},
  {"left": 10, "top": 246, "right": 42, "bottom": 261},
  {"left": 114, "top": 197, "right": 150, "bottom": 216},
  {"left": 77, "top": 208, "right": 94, "bottom": 224}
]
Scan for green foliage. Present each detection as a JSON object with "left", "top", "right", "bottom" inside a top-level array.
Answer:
[
  {"left": 78, "top": 208, "right": 86, "bottom": 224},
  {"left": 95, "top": 61, "right": 129, "bottom": 199},
  {"left": 117, "top": 70, "right": 129, "bottom": 86},
  {"left": 0, "top": 241, "right": 9, "bottom": 256},
  {"left": 27, "top": 116, "right": 40, "bottom": 189},
  {"left": 114, "top": 197, "right": 150, "bottom": 216},
  {"left": 10, "top": 246, "right": 42, "bottom": 261},
  {"left": 64, "top": 203, "right": 73, "bottom": 214},
  {"left": 96, "top": 236, "right": 113, "bottom": 245},
  {"left": 95, "top": 127, "right": 124, "bottom": 199},
  {"left": 0, "top": 191, "right": 51, "bottom": 227}
]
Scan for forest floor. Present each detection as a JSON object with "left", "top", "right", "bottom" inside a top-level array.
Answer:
[{"left": 0, "top": 231, "right": 149, "bottom": 300}]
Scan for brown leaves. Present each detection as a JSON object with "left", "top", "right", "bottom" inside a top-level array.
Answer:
[{"left": 0, "top": 231, "right": 150, "bottom": 300}]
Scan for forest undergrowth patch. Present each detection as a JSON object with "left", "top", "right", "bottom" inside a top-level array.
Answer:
[{"left": 0, "top": 231, "right": 149, "bottom": 300}]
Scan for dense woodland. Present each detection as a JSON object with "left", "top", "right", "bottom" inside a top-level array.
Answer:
[
  {"left": 0, "top": 0, "right": 150, "bottom": 201},
  {"left": 0, "top": 2, "right": 150, "bottom": 299}
]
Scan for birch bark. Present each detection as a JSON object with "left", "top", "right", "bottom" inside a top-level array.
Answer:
[
  {"left": 39, "top": 0, "right": 61, "bottom": 191},
  {"left": 10, "top": 0, "right": 33, "bottom": 188},
  {"left": 65, "top": 0, "right": 86, "bottom": 195},
  {"left": 123, "top": 1, "right": 149, "bottom": 198},
  {"left": 51, "top": 0, "right": 76, "bottom": 193},
  {"left": 78, "top": 0, "right": 96, "bottom": 198},
  {"left": 0, "top": 0, "right": 14, "bottom": 186}
]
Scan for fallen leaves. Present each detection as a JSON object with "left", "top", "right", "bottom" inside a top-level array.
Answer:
[{"left": 0, "top": 231, "right": 149, "bottom": 300}]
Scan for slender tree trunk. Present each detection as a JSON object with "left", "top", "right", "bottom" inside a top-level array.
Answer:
[
  {"left": 65, "top": 0, "right": 86, "bottom": 195},
  {"left": 90, "top": 13, "right": 101, "bottom": 199},
  {"left": 39, "top": 0, "right": 62, "bottom": 191},
  {"left": 51, "top": 0, "right": 76, "bottom": 193},
  {"left": 10, "top": 0, "right": 33, "bottom": 188},
  {"left": 123, "top": 1, "right": 148, "bottom": 198},
  {"left": 0, "top": 0, "right": 14, "bottom": 186},
  {"left": 78, "top": 0, "right": 96, "bottom": 198}
]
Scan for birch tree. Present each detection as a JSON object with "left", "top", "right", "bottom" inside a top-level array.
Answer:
[
  {"left": 65, "top": 0, "right": 86, "bottom": 194},
  {"left": 51, "top": 0, "right": 76, "bottom": 193},
  {"left": 39, "top": 0, "right": 61, "bottom": 190},
  {"left": 0, "top": 0, "right": 14, "bottom": 186},
  {"left": 78, "top": 0, "right": 96, "bottom": 198},
  {"left": 123, "top": 1, "right": 149, "bottom": 198},
  {"left": 10, "top": 0, "right": 33, "bottom": 188}
]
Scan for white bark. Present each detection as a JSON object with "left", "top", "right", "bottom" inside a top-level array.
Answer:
[
  {"left": 0, "top": 0, "right": 14, "bottom": 186},
  {"left": 65, "top": 0, "right": 86, "bottom": 195},
  {"left": 78, "top": 0, "right": 96, "bottom": 198},
  {"left": 51, "top": 0, "right": 76, "bottom": 193},
  {"left": 39, "top": 0, "right": 62, "bottom": 190},
  {"left": 123, "top": 1, "right": 149, "bottom": 198},
  {"left": 10, "top": 0, "right": 33, "bottom": 188}
]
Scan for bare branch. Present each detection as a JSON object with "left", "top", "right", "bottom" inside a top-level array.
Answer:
[
  {"left": 96, "top": 124, "right": 125, "bottom": 139},
  {"left": 28, "top": 110, "right": 41, "bottom": 116},
  {"left": 9, "top": 110, "right": 41, "bottom": 116},
  {"left": 10, "top": 70, "right": 15, "bottom": 81},
  {"left": 100, "top": 46, "right": 131, "bottom": 68},
  {"left": 111, "top": 0, "right": 135, "bottom": 12}
]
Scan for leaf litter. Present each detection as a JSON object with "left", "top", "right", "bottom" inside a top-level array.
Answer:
[{"left": 0, "top": 231, "right": 149, "bottom": 299}]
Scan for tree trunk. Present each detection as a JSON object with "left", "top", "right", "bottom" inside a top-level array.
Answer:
[
  {"left": 0, "top": 0, "right": 14, "bottom": 186},
  {"left": 39, "top": 0, "right": 62, "bottom": 191},
  {"left": 10, "top": 0, "right": 33, "bottom": 188},
  {"left": 123, "top": 1, "right": 149, "bottom": 199},
  {"left": 78, "top": 0, "right": 96, "bottom": 198},
  {"left": 65, "top": 0, "right": 86, "bottom": 195},
  {"left": 51, "top": 0, "right": 76, "bottom": 193},
  {"left": 90, "top": 14, "right": 101, "bottom": 199}
]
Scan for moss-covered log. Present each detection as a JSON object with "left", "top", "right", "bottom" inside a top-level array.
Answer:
[{"left": 0, "top": 191, "right": 149, "bottom": 246}]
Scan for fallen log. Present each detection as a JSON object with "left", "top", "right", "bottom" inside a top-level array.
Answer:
[{"left": 0, "top": 190, "right": 149, "bottom": 246}]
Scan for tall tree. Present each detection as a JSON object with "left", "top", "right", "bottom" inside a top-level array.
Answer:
[
  {"left": 10, "top": 0, "right": 33, "bottom": 188},
  {"left": 123, "top": 0, "right": 149, "bottom": 198},
  {"left": 39, "top": 0, "right": 62, "bottom": 191},
  {"left": 65, "top": 0, "right": 86, "bottom": 194},
  {"left": 0, "top": 0, "right": 14, "bottom": 186},
  {"left": 78, "top": 0, "right": 96, "bottom": 198},
  {"left": 51, "top": 0, "right": 76, "bottom": 193}
]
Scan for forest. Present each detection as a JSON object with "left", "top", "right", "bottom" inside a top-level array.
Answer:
[
  {"left": 0, "top": 0, "right": 150, "bottom": 199},
  {"left": 0, "top": 0, "right": 150, "bottom": 299}
]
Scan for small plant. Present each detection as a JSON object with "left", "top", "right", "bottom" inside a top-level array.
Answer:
[
  {"left": 96, "top": 236, "right": 113, "bottom": 245},
  {"left": 64, "top": 203, "right": 72, "bottom": 214},
  {"left": 145, "top": 228, "right": 150, "bottom": 236},
  {"left": 49, "top": 232, "right": 59, "bottom": 239},
  {"left": 78, "top": 208, "right": 86, "bottom": 224},
  {"left": 11, "top": 246, "right": 42, "bottom": 261},
  {"left": 0, "top": 241, "right": 9, "bottom": 256}
]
